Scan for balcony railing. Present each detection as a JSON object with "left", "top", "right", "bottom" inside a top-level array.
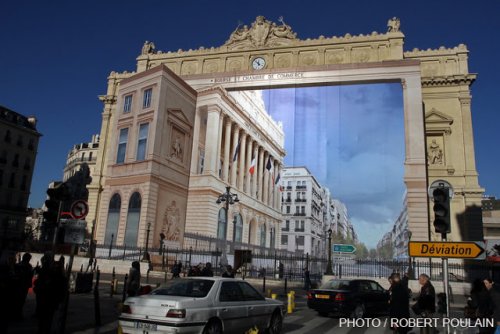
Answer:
[
  {"left": 296, "top": 185, "right": 307, "bottom": 190},
  {"left": 295, "top": 198, "right": 306, "bottom": 202},
  {"left": 293, "top": 212, "right": 306, "bottom": 216},
  {"left": 294, "top": 228, "right": 305, "bottom": 232}
]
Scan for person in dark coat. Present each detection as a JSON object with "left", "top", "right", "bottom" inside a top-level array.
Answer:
[
  {"left": 484, "top": 278, "right": 500, "bottom": 333},
  {"left": 34, "top": 252, "right": 67, "bottom": 334},
  {"left": 413, "top": 274, "right": 435, "bottom": 317},
  {"left": 304, "top": 269, "right": 311, "bottom": 290},
  {"left": 389, "top": 273, "right": 411, "bottom": 334},
  {"left": 0, "top": 251, "right": 18, "bottom": 333},
  {"left": 127, "top": 261, "right": 141, "bottom": 297},
  {"left": 13, "top": 252, "right": 33, "bottom": 320},
  {"left": 201, "top": 262, "right": 214, "bottom": 277},
  {"left": 468, "top": 279, "right": 494, "bottom": 334}
]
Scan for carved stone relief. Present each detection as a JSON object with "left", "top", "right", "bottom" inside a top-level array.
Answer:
[
  {"left": 299, "top": 52, "right": 318, "bottom": 66},
  {"left": 170, "top": 127, "right": 185, "bottom": 163},
  {"left": 427, "top": 136, "right": 445, "bottom": 165},
  {"left": 226, "top": 58, "right": 243, "bottom": 71},
  {"left": 275, "top": 54, "right": 292, "bottom": 68},
  {"left": 352, "top": 48, "right": 372, "bottom": 63},
  {"left": 204, "top": 60, "right": 219, "bottom": 73},
  {"left": 181, "top": 62, "right": 198, "bottom": 75},
  {"left": 162, "top": 200, "right": 181, "bottom": 242}
]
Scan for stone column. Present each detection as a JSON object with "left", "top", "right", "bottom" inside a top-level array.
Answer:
[
  {"left": 252, "top": 145, "right": 259, "bottom": 198},
  {"left": 263, "top": 152, "right": 269, "bottom": 204},
  {"left": 223, "top": 118, "right": 231, "bottom": 182},
  {"left": 204, "top": 105, "right": 221, "bottom": 174},
  {"left": 275, "top": 163, "right": 282, "bottom": 210},
  {"left": 257, "top": 147, "right": 264, "bottom": 201},
  {"left": 230, "top": 125, "right": 240, "bottom": 187},
  {"left": 272, "top": 160, "right": 279, "bottom": 209},
  {"left": 245, "top": 138, "right": 253, "bottom": 195},
  {"left": 238, "top": 133, "right": 247, "bottom": 190},
  {"left": 216, "top": 112, "right": 224, "bottom": 178}
]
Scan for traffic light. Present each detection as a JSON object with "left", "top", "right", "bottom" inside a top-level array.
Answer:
[
  {"left": 43, "top": 183, "right": 70, "bottom": 223},
  {"left": 433, "top": 187, "right": 451, "bottom": 234}
]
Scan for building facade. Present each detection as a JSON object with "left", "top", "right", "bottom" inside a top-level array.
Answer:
[
  {"left": 63, "top": 134, "right": 99, "bottom": 181},
  {"left": 88, "top": 16, "right": 483, "bottom": 247},
  {"left": 483, "top": 196, "right": 500, "bottom": 239},
  {"left": 0, "top": 106, "right": 41, "bottom": 244},
  {"left": 391, "top": 193, "right": 409, "bottom": 259}
]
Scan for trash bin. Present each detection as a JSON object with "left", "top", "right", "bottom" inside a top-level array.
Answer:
[{"left": 74, "top": 272, "right": 94, "bottom": 293}]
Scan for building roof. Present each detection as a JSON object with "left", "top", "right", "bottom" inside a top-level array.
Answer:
[{"left": 0, "top": 105, "right": 39, "bottom": 133}]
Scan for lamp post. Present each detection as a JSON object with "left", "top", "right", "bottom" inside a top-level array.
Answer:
[
  {"left": 216, "top": 186, "right": 239, "bottom": 264},
  {"left": 325, "top": 228, "right": 333, "bottom": 275},
  {"left": 142, "top": 222, "right": 151, "bottom": 261},
  {"left": 405, "top": 229, "right": 414, "bottom": 279}
]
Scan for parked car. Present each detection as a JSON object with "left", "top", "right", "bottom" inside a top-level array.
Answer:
[
  {"left": 119, "top": 277, "right": 285, "bottom": 334},
  {"left": 307, "top": 279, "right": 390, "bottom": 318}
]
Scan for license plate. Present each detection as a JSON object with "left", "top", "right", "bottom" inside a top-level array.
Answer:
[
  {"left": 315, "top": 294, "right": 330, "bottom": 299},
  {"left": 135, "top": 322, "right": 158, "bottom": 331}
]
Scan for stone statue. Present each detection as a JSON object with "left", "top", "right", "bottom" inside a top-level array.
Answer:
[
  {"left": 171, "top": 136, "right": 182, "bottom": 159},
  {"left": 387, "top": 17, "right": 401, "bottom": 32},
  {"left": 162, "top": 200, "right": 181, "bottom": 241},
  {"left": 271, "top": 16, "right": 297, "bottom": 40},
  {"left": 229, "top": 25, "right": 250, "bottom": 42},
  {"left": 428, "top": 139, "right": 443, "bottom": 165},
  {"left": 141, "top": 41, "right": 156, "bottom": 55}
]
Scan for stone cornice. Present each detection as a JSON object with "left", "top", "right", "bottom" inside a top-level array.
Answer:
[
  {"left": 421, "top": 74, "right": 476, "bottom": 87},
  {"left": 404, "top": 44, "right": 469, "bottom": 57}
]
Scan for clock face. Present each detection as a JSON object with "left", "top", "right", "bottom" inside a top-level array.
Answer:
[{"left": 252, "top": 57, "right": 266, "bottom": 70}]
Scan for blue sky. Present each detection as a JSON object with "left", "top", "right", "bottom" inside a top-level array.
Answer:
[
  {"left": 1, "top": 1, "right": 499, "bottom": 247},
  {"left": 261, "top": 85, "right": 405, "bottom": 248}
]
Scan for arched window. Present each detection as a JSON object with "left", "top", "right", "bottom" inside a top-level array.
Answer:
[
  {"left": 260, "top": 224, "right": 267, "bottom": 247},
  {"left": 217, "top": 208, "right": 227, "bottom": 240},
  {"left": 105, "top": 194, "right": 121, "bottom": 245},
  {"left": 124, "top": 192, "right": 141, "bottom": 246},
  {"left": 234, "top": 213, "right": 243, "bottom": 243}
]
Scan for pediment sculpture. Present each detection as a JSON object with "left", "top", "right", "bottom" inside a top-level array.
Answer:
[{"left": 224, "top": 16, "right": 297, "bottom": 50}]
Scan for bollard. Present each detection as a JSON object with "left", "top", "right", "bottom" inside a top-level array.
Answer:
[
  {"left": 291, "top": 291, "right": 296, "bottom": 310},
  {"left": 287, "top": 292, "right": 293, "bottom": 314},
  {"left": 267, "top": 289, "right": 272, "bottom": 298},
  {"left": 94, "top": 268, "right": 101, "bottom": 326},
  {"left": 122, "top": 274, "right": 128, "bottom": 302},
  {"left": 262, "top": 276, "right": 266, "bottom": 293},
  {"left": 110, "top": 267, "right": 116, "bottom": 297},
  {"left": 271, "top": 293, "right": 277, "bottom": 299}
]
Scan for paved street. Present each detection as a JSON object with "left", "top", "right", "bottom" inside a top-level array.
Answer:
[{"left": 7, "top": 274, "right": 471, "bottom": 334}]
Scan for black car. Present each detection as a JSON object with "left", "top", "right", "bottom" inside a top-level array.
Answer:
[{"left": 307, "top": 279, "right": 390, "bottom": 318}]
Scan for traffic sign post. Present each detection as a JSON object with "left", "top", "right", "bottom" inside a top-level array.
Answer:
[
  {"left": 333, "top": 244, "right": 357, "bottom": 254},
  {"left": 71, "top": 200, "right": 89, "bottom": 220},
  {"left": 408, "top": 241, "right": 485, "bottom": 259}
]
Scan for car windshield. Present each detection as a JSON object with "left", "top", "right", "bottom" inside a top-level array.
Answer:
[
  {"left": 319, "top": 280, "right": 351, "bottom": 290},
  {"left": 151, "top": 279, "right": 215, "bottom": 298}
]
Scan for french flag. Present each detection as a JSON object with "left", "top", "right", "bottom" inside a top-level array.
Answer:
[
  {"left": 249, "top": 156, "right": 256, "bottom": 175},
  {"left": 232, "top": 139, "right": 241, "bottom": 162}
]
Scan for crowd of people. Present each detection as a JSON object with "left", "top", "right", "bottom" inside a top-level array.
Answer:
[{"left": 0, "top": 251, "right": 68, "bottom": 334}]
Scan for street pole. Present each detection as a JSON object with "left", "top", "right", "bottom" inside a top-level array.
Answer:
[
  {"left": 216, "top": 186, "right": 239, "bottom": 267},
  {"left": 442, "top": 233, "right": 450, "bottom": 317},
  {"left": 325, "top": 229, "right": 333, "bottom": 275}
]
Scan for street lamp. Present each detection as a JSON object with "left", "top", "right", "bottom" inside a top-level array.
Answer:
[
  {"left": 216, "top": 186, "right": 240, "bottom": 263},
  {"left": 325, "top": 228, "right": 333, "bottom": 275},
  {"left": 405, "top": 229, "right": 414, "bottom": 279}
]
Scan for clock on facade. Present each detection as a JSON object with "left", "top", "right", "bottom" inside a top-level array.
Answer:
[{"left": 252, "top": 57, "right": 266, "bottom": 70}]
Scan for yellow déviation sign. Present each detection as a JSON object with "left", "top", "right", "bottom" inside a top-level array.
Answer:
[{"left": 408, "top": 241, "right": 485, "bottom": 259}]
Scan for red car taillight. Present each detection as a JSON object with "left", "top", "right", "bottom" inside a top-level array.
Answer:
[
  {"left": 307, "top": 292, "right": 313, "bottom": 299},
  {"left": 122, "top": 304, "right": 132, "bottom": 314},
  {"left": 334, "top": 293, "right": 345, "bottom": 301},
  {"left": 166, "top": 309, "right": 186, "bottom": 318}
]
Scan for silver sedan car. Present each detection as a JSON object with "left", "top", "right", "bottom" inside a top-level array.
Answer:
[{"left": 119, "top": 277, "right": 285, "bottom": 334}]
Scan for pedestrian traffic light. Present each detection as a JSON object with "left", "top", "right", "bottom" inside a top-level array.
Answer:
[{"left": 433, "top": 187, "right": 451, "bottom": 234}]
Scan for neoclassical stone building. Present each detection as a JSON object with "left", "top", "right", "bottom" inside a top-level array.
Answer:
[{"left": 89, "top": 16, "right": 483, "bottom": 248}]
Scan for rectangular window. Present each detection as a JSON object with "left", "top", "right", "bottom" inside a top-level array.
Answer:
[
  {"left": 21, "top": 175, "right": 27, "bottom": 191},
  {"left": 136, "top": 123, "right": 149, "bottom": 161},
  {"left": 143, "top": 88, "right": 152, "bottom": 108},
  {"left": 281, "top": 235, "right": 288, "bottom": 245},
  {"left": 198, "top": 149, "right": 205, "bottom": 174},
  {"left": 116, "top": 128, "right": 129, "bottom": 164},
  {"left": 8, "top": 172, "right": 15, "bottom": 188},
  {"left": 286, "top": 206, "right": 290, "bottom": 214},
  {"left": 297, "top": 236, "right": 305, "bottom": 246},
  {"left": 123, "top": 95, "right": 133, "bottom": 113}
]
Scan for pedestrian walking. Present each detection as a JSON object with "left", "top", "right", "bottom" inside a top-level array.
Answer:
[
  {"left": 484, "top": 278, "right": 500, "bottom": 334},
  {"left": 389, "top": 273, "right": 410, "bottom": 334},
  {"left": 13, "top": 252, "right": 33, "bottom": 320},
  {"left": 467, "top": 279, "right": 493, "bottom": 334},
  {"left": 412, "top": 274, "right": 435, "bottom": 317},
  {"left": 222, "top": 265, "right": 234, "bottom": 278},
  {"left": 304, "top": 269, "right": 311, "bottom": 290},
  {"left": 201, "top": 262, "right": 214, "bottom": 277},
  {"left": 127, "top": 261, "right": 141, "bottom": 297},
  {"left": 0, "top": 250, "right": 18, "bottom": 334},
  {"left": 33, "top": 252, "right": 67, "bottom": 334}
]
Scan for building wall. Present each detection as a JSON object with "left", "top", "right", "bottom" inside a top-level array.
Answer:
[
  {"left": 0, "top": 106, "right": 41, "bottom": 243},
  {"left": 63, "top": 134, "right": 99, "bottom": 182}
]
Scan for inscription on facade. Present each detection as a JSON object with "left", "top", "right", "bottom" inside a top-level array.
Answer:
[{"left": 213, "top": 71, "right": 304, "bottom": 84}]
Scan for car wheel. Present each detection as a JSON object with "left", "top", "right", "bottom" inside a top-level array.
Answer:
[
  {"left": 203, "top": 320, "right": 222, "bottom": 334},
  {"left": 350, "top": 303, "right": 365, "bottom": 319},
  {"left": 318, "top": 311, "right": 329, "bottom": 317},
  {"left": 266, "top": 311, "right": 283, "bottom": 334}
]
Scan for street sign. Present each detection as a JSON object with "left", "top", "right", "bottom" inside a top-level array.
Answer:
[
  {"left": 71, "top": 200, "right": 89, "bottom": 219},
  {"left": 60, "top": 219, "right": 87, "bottom": 244},
  {"left": 408, "top": 241, "right": 485, "bottom": 260},
  {"left": 333, "top": 244, "right": 357, "bottom": 254}
]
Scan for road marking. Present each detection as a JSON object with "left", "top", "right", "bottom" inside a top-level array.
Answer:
[
  {"left": 285, "top": 316, "right": 331, "bottom": 334},
  {"left": 72, "top": 321, "right": 117, "bottom": 334}
]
